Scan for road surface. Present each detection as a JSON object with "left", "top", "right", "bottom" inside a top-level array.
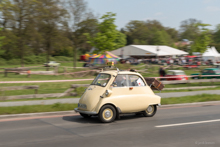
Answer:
[{"left": 0, "top": 104, "right": 220, "bottom": 147}]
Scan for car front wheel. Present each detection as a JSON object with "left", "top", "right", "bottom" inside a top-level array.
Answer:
[
  {"left": 143, "top": 105, "right": 157, "bottom": 117},
  {"left": 98, "top": 105, "right": 116, "bottom": 123}
]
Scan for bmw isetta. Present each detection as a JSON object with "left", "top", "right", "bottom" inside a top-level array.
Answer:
[{"left": 74, "top": 68, "right": 161, "bottom": 123}]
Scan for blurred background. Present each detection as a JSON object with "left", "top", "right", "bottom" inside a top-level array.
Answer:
[{"left": 0, "top": 0, "right": 220, "bottom": 113}]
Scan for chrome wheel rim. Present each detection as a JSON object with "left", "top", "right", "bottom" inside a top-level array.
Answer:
[
  {"left": 146, "top": 105, "right": 154, "bottom": 114},
  {"left": 103, "top": 108, "right": 113, "bottom": 120}
]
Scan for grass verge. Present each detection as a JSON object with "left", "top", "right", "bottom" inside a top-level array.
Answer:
[
  {"left": 0, "top": 103, "right": 77, "bottom": 115},
  {"left": 161, "top": 94, "right": 220, "bottom": 105},
  {"left": 0, "top": 94, "right": 220, "bottom": 115}
]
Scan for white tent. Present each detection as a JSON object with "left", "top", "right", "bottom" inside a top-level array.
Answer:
[
  {"left": 110, "top": 45, "right": 188, "bottom": 58},
  {"left": 202, "top": 47, "right": 220, "bottom": 62}
]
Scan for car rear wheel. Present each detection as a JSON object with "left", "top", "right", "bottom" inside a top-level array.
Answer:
[
  {"left": 143, "top": 105, "right": 157, "bottom": 117},
  {"left": 80, "top": 113, "right": 91, "bottom": 118},
  {"left": 98, "top": 105, "right": 116, "bottom": 123}
]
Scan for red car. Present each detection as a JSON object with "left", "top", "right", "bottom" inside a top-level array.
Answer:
[
  {"left": 183, "top": 62, "right": 199, "bottom": 68},
  {"left": 165, "top": 70, "right": 188, "bottom": 81}
]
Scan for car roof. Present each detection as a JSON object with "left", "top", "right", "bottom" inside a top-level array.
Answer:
[
  {"left": 100, "top": 70, "right": 142, "bottom": 76},
  {"left": 204, "top": 68, "right": 219, "bottom": 70}
]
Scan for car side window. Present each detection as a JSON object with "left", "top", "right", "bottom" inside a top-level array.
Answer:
[
  {"left": 112, "top": 74, "right": 128, "bottom": 87},
  {"left": 167, "top": 71, "right": 174, "bottom": 75},
  {"left": 128, "top": 75, "right": 146, "bottom": 87}
]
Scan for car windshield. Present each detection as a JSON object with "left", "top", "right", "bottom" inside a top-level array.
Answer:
[{"left": 91, "top": 73, "right": 111, "bottom": 87}]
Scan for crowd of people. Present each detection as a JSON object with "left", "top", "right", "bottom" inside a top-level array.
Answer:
[{"left": 119, "top": 56, "right": 217, "bottom": 66}]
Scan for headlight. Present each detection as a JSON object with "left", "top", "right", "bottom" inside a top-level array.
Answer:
[{"left": 78, "top": 103, "right": 87, "bottom": 109}]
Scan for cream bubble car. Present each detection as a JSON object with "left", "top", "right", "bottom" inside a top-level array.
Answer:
[{"left": 74, "top": 69, "right": 161, "bottom": 123}]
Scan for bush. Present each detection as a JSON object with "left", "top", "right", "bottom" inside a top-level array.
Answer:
[
  {"left": 24, "top": 56, "right": 36, "bottom": 64},
  {"left": 7, "top": 59, "right": 20, "bottom": 65},
  {"left": 53, "top": 56, "right": 72, "bottom": 61},
  {"left": 0, "top": 58, "right": 7, "bottom": 65}
]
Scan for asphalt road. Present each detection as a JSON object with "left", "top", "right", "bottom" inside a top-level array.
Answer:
[{"left": 0, "top": 104, "right": 220, "bottom": 147}]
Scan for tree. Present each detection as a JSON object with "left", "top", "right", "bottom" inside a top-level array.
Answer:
[
  {"left": 0, "top": 28, "right": 4, "bottom": 49},
  {"left": 0, "top": 0, "right": 35, "bottom": 66},
  {"left": 65, "top": 0, "right": 90, "bottom": 68},
  {"left": 179, "top": 18, "right": 201, "bottom": 41},
  {"left": 211, "top": 24, "right": 220, "bottom": 51},
  {"left": 85, "top": 12, "right": 126, "bottom": 53},
  {"left": 191, "top": 23, "right": 212, "bottom": 53},
  {"left": 123, "top": 20, "right": 174, "bottom": 46},
  {"left": 35, "top": 0, "right": 69, "bottom": 63}
]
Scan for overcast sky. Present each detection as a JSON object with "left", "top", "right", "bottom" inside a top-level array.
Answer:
[{"left": 87, "top": 0, "right": 220, "bottom": 30}]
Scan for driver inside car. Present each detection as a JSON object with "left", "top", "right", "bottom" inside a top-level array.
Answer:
[{"left": 113, "top": 75, "right": 127, "bottom": 87}]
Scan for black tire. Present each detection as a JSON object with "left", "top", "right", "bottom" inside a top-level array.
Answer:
[
  {"left": 98, "top": 105, "right": 116, "bottom": 123},
  {"left": 80, "top": 113, "right": 91, "bottom": 118},
  {"left": 143, "top": 105, "right": 157, "bottom": 117}
]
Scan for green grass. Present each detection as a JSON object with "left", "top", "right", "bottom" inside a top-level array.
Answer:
[
  {"left": 154, "top": 86, "right": 220, "bottom": 93},
  {"left": 0, "top": 81, "right": 92, "bottom": 96},
  {"left": 0, "top": 73, "right": 95, "bottom": 81},
  {"left": 0, "top": 103, "right": 77, "bottom": 115},
  {"left": 0, "top": 94, "right": 219, "bottom": 115},
  {"left": 0, "top": 96, "right": 79, "bottom": 102},
  {"left": 161, "top": 94, "right": 220, "bottom": 105},
  {"left": 0, "top": 63, "right": 218, "bottom": 98}
]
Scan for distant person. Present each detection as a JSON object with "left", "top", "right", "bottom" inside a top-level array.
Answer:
[{"left": 159, "top": 66, "right": 166, "bottom": 81}]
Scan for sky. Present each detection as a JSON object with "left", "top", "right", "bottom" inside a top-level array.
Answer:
[{"left": 87, "top": 0, "right": 220, "bottom": 30}]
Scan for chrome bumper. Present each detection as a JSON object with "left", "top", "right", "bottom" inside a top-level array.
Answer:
[{"left": 74, "top": 108, "right": 98, "bottom": 115}]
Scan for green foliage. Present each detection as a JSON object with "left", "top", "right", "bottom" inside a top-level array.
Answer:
[
  {"left": 0, "top": 28, "right": 5, "bottom": 49},
  {"left": 0, "top": 58, "right": 7, "bottom": 65},
  {"left": 191, "top": 23, "right": 212, "bottom": 53},
  {"left": 85, "top": 12, "right": 126, "bottom": 53},
  {"left": 124, "top": 20, "right": 175, "bottom": 46},
  {"left": 179, "top": 18, "right": 201, "bottom": 41},
  {"left": 211, "top": 24, "right": 220, "bottom": 52}
]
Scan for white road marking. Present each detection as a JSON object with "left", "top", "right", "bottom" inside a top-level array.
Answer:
[{"left": 155, "top": 119, "right": 220, "bottom": 128}]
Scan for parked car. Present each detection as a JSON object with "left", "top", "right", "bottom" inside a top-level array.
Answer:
[
  {"left": 165, "top": 70, "right": 188, "bottom": 81},
  {"left": 182, "top": 62, "right": 199, "bottom": 68},
  {"left": 74, "top": 69, "right": 161, "bottom": 123},
  {"left": 191, "top": 68, "right": 220, "bottom": 79},
  {"left": 43, "top": 61, "right": 60, "bottom": 67}
]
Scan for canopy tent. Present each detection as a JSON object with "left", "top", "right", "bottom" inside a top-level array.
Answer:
[
  {"left": 110, "top": 45, "right": 188, "bottom": 59},
  {"left": 89, "top": 51, "right": 120, "bottom": 64},
  {"left": 202, "top": 47, "right": 220, "bottom": 62}
]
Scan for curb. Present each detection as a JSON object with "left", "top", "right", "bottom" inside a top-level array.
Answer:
[
  {"left": 0, "top": 101, "right": 220, "bottom": 120},
  {"left": 0, "top": 110, "right": 77, "bottom": 120},
  {"left": 160, "top": 100, "right": 220, "bottom": 108}
]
